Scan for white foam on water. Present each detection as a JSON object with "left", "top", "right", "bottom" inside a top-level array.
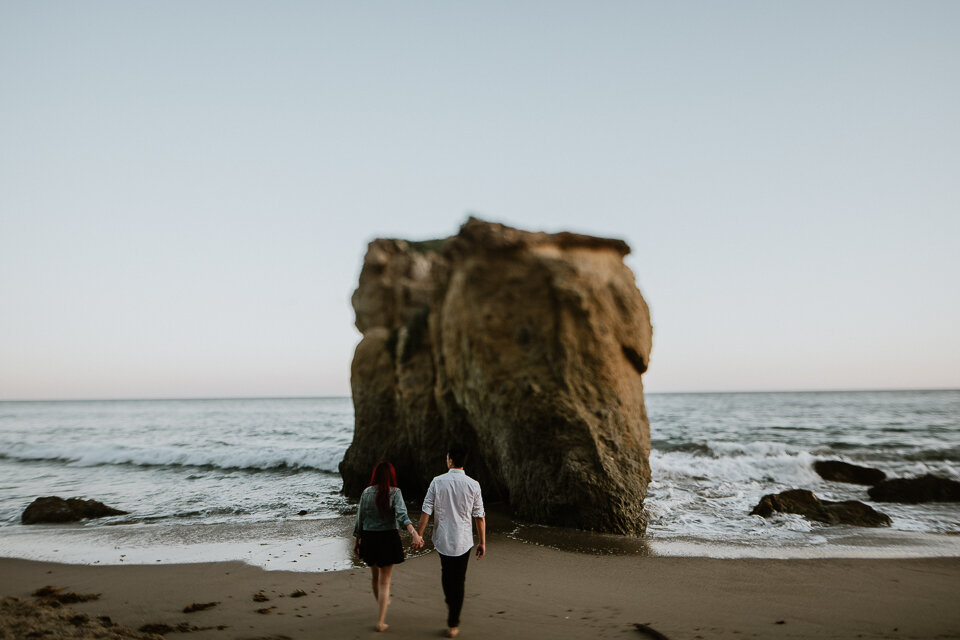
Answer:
[
  {"left": 1, "top": 393, "right": 957, "bottom": 560},
  {"left": 0, "top": 519, "right": 364, "bottom": 572},
  {"left": 0, "top": 440, "right": 346, "bottom": 474},
  {"left": 645, "top": 438, "right": 960, "bottom": 546}
]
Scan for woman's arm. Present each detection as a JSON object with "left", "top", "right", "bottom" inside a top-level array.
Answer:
[
  {"left": 393, "top": 490, "right": 423, "bottom": 548},
  {"left": 392, "top": 489, "right": 413, "bottom": 529},
  {"left": 352, "top": 492, "right": 364, "bottom": 554}
]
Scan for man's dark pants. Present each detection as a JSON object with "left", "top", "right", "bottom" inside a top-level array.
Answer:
[{"left": 439, "top": 549, "right": 471, "bottom": 627}]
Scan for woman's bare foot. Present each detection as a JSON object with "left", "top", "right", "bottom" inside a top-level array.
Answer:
[
  {"left": 444, "top": 628, "right": 459, "bottom": 638},
  {"left": 376, "top": 622, "right": 389, "bottom": 632}
]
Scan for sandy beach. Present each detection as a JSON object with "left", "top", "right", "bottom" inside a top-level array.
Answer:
[{"left": 3, "top": 530, "right": 959, "bottom": 640}]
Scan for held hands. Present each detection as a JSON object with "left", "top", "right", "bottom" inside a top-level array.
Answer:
[
  {"left": 411, "top": 532, "right": 425, "bottom": 550},
  {"left": 352, "top": 538, "right": 360, "bottom": 556}
]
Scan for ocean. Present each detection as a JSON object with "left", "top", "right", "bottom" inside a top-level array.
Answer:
[{"left": 1, "top": 391, "right": 958, "bottom": 569}]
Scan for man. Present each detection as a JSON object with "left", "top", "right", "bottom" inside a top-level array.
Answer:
[{"left": 416, "top": 445, "right": 486, "bottom": 638}]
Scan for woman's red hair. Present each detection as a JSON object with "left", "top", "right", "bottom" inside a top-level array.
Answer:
[{"left": 368, "top": 461, "right": 398, "bottom": 517}]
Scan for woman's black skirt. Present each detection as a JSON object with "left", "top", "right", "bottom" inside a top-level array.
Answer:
[{"left": 359, "top": 529, "right": 405, "bottom": 567}]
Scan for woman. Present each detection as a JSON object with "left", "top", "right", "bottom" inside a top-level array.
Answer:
[{"left": 352, "top": 460, "right": 424, "bottom": 632}]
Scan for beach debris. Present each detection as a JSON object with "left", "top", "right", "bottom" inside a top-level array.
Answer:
[
  {"left": 775, "top": 620, "right": 786, "bottom": 624},
  {"left": 1, "top": 596, "right": 162, "bottom": 640},
  {"left": 139, "top": 621, "right": 215, "bottom": 634},
  {"left": 139, "top": 623, "right": 178, "bottom": 634},
  {"left": 289, "top": 590, "right": 307, "bottom": 598},
  {"left": 341, "top": 218, "right": 653, "bottom": 535},
  {"left": 813, "top": 460, "right": 886, "bottom": 485},
  {"left": 182, "top": 601, "right": 218, "bottom": 613},
  {"left": 297, "top": 509, "right": 308, "bottom": 515},
  {"left": 868, "top": 474, "right": 960, "bottom": 503},
  {"left": 252, "top": 592, "right": 270, "bottom": 602},
  {"left": 68, "top": 613, "right": 90, "bottom": 626},
  {"left": 750, "top": 489, "right": 891, "bottom": 527},
  {"left": 22, "top": 496, "right": 128, "bottom": 524},
  {"left": 32, "top": 585, "right": 101, "bottom": 604},
  {"left": 255, "top": 607, "right": 275, "bottom": 614},
  {"left": 633, "top": 622, "right": 671, "bottom": 639}
]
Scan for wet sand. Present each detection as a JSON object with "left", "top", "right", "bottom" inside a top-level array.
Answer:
[{"left": 2, "top": 534, "right": 959, "bottom": 640}]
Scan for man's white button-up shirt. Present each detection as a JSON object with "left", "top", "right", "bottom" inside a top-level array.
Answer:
[{"left": 421, "top": 468, "right": 485, "bottom": 557}]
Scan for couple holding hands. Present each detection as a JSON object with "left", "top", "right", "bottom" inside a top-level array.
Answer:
[{"left": 352, "top": 446, "right": 486, "bottom": 637}]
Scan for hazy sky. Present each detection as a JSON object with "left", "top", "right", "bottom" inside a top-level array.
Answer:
[{"left": 1, "top": 1, "right": 958, "bottom": 400}]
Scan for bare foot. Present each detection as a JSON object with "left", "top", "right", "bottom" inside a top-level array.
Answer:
[
  {"left": 444, "top": 628, "right": 459, "bottom": 638},
  {"left": 377, "top": 622, "right": 389, "bottom": 632}
]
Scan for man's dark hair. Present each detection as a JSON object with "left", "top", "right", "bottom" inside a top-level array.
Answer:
[{"left": 447, "top": 444, "right": 468, "bottom": 468}]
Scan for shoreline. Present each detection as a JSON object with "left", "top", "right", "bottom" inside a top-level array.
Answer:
[
  {"left": 3, "top": 536, "right": 959, "bottom": 640},
  {"left": 4, "top": 392, "right": 957, "bottom": 567},
  {"left": 3, "top": 506, "right": 960, "bottom": 573}
]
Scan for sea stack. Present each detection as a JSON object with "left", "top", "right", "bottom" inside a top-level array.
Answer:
[{"left": 340, "top": 218, "right": 653, "bottom": 535}]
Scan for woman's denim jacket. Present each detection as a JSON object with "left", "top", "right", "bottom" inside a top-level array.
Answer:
[{"left": 353, "top": 486, "right": 413, "bottom": 537}]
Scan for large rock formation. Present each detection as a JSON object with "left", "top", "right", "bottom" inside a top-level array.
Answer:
[{"left": 340, "top": 218, "right": 653, "bottom": 534}]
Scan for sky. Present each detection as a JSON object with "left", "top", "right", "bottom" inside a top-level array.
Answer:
[{"left": 1, "top": 1, "right": 958, "bottom": 400}]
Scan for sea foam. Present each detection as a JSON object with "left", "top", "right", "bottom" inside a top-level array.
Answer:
[{"left": 0, "top": 440, "right": 346, "bottom": 474}]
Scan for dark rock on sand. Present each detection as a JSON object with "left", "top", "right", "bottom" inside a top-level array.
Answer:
[
  {"left": 813, "top": 460, "right": 886, "bottom": 485},
  {"left": 340, "top": 218, "right": 653, "bottom": 535},
  {"left": 634, "top": 622, "right": 671, "bottom": 639},
  {"left": 750, "top": 489, "right": 891, "bottom": 527},
  {"left": 22, "top": 496, "right": 128, "bottom": 524},
  {"left": 868, "top": 474, "right": 960, "bottom": 503}
]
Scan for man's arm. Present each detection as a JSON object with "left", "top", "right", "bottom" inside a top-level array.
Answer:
[
  {"left": 471, "top": 483, "right": 486, "bottom": 558},
  {"left": 416, "top": 512, "right": 430, "bottom": 538},
  {"left": 474, "top": 517, "right": 486, "bottom": 559},
  {"left": 417, "top": 480, "right": 435, "bottom": 540}
]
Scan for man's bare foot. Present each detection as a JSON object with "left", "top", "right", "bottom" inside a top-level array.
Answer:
[
  {"left": 376, "top": 622, "right": 389, "bottom": 632},
  {"left": 444, "top": 628, "right": 459, "bottom": 638}
]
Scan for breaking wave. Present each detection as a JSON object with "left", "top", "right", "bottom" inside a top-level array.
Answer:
[{"left": 0, "top": 442, "right": 346, "bottom": 474}]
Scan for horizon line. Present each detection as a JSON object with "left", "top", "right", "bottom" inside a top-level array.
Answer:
[{"left": 1, "top": 386, "right": 958, "bottom": 403}]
